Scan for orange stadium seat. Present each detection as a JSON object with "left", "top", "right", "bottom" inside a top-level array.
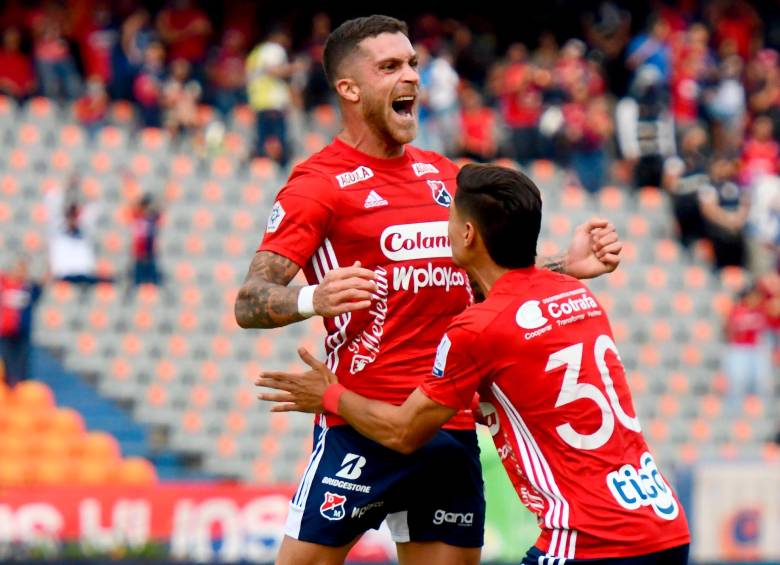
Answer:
[
  {"left": 626, "top": 215, "right": 649, "bottom": 238},
  {"left": 189, "top": 385, "right": 211, "bottom": 409},
  {"left": 637, "top": 187, "right": 663, "bottom": 211},
  {"left": 79, "top": 431, "right": 121, "bottom": 462},
  {"left": 117, "top": 457, "right": 158, "bottom": 485},
  {"left": 217, "top": 434, "right": 236, "bottom": 458},
  {"left": 249, "top": 157, "right": 277, "bottom": 183},
  {"left": 27, "top": 96, "right": 54, "bottom": 120},
  {"left": 75, "top": 456, "right": 117, "bottom": 485},
  {"left": 598, "top": 186, "right": 623, "bottom": 210},
  {"left": 182, "top": 410, "right": 203, "bottom": 434},
  {"left": 18, "top": 123, "right": 41, "bottom": 146},
  {"left": 12, "top": 381, "right": 55, "bottom": 413},
  {"left": 168, "top": 335, "right": 189, "bottom": 358},
  {"left": 145, "top": 384, "right": 167, "bottom": 408},
  {"left": 226, "top": 411, "right": 246, "bottom": 433},
  {"left": 37, "top": 456, "right": 78, "bottom": 485},
  {"left": 58, "top": 124, "right": 85, "bottom": 149},
  {"left": 304, "top": 132, "right": 327, "bottom": 154},
  {"left": 0, "top": 174, "right": 19, "bottom": 196},
  {"left": 252, "top": 458, "right": 272, "bottom": 484},
  {"left": 97, "top": 125, "right": 126, "bottom": 151},
  {"left": 655, "top": 239, "right": 680, "bottom": 263},
  {"left": 720, "top": 266, "right": 749, "bottom": 293},
  {"left": 231, "top": 104, "right": 254, "bottom": 129},
  {"left": 171, "top": 153, "right": 195, "bottom": 178},
  {"left": 260, "top": 434, "right": 280, "bottom": 458},
  {"left": 164, "top": 180, "right": 183, "bottom": 202},
  {"left": 672, "top": 293, "right": 694, "bottom": 316},
  {"left": 0, "top": 458, "right": 27, "bottom": 487},
  {"left": 560, "top": 186, "right": 585, "bottom": 209},
  {"left": 700, "top": 395, "right": 723, "bottom": 419},
  {"left": 7, "top": 148, "right": 29, "bottom": 171},
  {"left": 647, "top": 419, "right": 669, "bottom": 443},
  {"left": 210, "top": 155, "right": 234, "bottom": 178},
  {"left": 690, "top": 418, "right": 711, "bottom": 442},
  {"left": 202, "top": 180, "right": 223, "bottom": 203},
  {"left": 241, "top": 183, "right": 264, "bottom": 205},
  {"left": 110, "top": 100, "right": 135, "bottom": 126},
  {"left": 312, "top": 104, "right": 337, "bottom": 130},
  {"left": 200, "top": 361, "right": 220, "bottom": 384},
  {"left": 139, "top": 127, "right": 166, "bottom": 152},
  {"left": 0, "top": 94, "right": 14, "bottom": 118}
]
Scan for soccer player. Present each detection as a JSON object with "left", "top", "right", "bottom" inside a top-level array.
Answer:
[
  {"left": 235, "top": 15, "right": 623, "bottom": 565},
  {"left": 257, "top": 164, "right": 691, "bottom": 564}
]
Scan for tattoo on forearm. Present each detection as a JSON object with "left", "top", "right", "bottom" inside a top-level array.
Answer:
[
  {"left": 235, "top": 251, "right": 304, "bottom": 328},
  {"left": 539, "top": 254, "right": 567, "bottom": 274}
]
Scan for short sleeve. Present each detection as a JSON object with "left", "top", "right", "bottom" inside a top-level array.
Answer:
[
  {"left": 698, "top": 183, "right": 717, "bottom": 204},
  {"left": 258, "top": 171, "right": 337, "bottom": 267},
  {"left": 420, "top": 325, "right": 484, "bottom": 410}
]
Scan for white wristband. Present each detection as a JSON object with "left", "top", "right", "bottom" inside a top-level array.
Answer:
[{"left": 297, "top": 285, "right": 318, "bottom": 318}]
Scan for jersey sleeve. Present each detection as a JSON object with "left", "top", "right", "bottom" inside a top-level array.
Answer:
[
  {"left": 420, "top": 324, "right": 484, "bottom": 410},
  {"left": 258, "top": 170, "right": 337, "bottom": 267}
]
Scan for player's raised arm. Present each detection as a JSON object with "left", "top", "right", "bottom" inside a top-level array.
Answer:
[
  {"left": 257, "top": 348, "right": 456, "bottom": 454},
  {"left": 537, "top": 216, "right": 623, "bottom": 279},
  {"left": 235, "top": 252, "right": 378, "bottom": 329}
]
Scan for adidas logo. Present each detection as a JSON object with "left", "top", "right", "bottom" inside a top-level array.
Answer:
[{"left": 364, "top": 190, "right": 388, "bottom": 209}]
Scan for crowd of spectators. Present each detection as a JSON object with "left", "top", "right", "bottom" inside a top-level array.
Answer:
[{"left": 0, "top": 1, "right": 777, "bottom": 275}]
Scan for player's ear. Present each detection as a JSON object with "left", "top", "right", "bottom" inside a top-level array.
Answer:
[
  {"left": 463, "top": 221, "right": 477, "bottom": 248},
  {"left": 335, "top": 78, "right": 360, "bottom": 103}
]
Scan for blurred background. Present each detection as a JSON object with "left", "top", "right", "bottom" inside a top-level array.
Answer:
[{"left": 0, "top": 0, "right": 778, "bottom": 562}]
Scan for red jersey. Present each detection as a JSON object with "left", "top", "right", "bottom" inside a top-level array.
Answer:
[
  {"left": 725, "top": 303, "right": 767, "bottom": 345},
  {"left": 259, "top": 138, "right": 474, "bottom": 429},
  {"left": 422, "top": 268, "right": 690, "bottom": 558}
]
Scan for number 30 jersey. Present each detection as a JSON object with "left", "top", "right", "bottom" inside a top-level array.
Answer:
[
  {"left": 259, "top": 138, "right": 474, "bottom": 429},
  {"left": 422, "top": 267, "right": 690, "bottom": 559}
]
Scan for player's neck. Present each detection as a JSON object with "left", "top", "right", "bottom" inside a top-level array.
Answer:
[
  {"left": 466, "top": 260, "right": 510, "bottom": 297},
  {"left": 337, "top": 127, "right": 405, "bottom": 159}
]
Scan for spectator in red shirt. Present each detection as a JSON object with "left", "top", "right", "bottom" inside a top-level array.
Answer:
[
  {"left": 74, "top": 76, "right": 108, "bottom": 139},
  {"left": 72, "top": 0, "right": 117, "bottom": 86},
  {"left": 0, "top": 28, "right": 35, "bottom": 100},
  {"left": 458, "top": 84, "right": 498, "bottom": 162},
  {"left": 206, "top": 29, "right": 246, "bottom": 118},
  {"left": 30, "top": 5, "right": 81, "bottom": 100},
  {"left": 723, "top": 283, "right": 773, "bottom": 414},
  {"left": 564, "top": 86, "right": 613, "bottom": 195},
  {"left": 0, "top": 257, "right": 42, "bottom": 387},
  {"left": 741, "top": 115, "right": 779, "bottom": 186},
  {"left": 129, "top": 193, "right": 162, "bottom": 290},
  {"left": 156, "top": 0, "right": 211, "bottom": 65},
  {"left": 133, "top": 40, "right": 166, "bottom": 127},
  {"left": 498, "top": 43, "right": 542, "bottom": 164}
]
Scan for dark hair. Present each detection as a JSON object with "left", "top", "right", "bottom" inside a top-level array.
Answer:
[
  {"left": 323, "top": 15, "right": 409, "bottom": 86},
  {"left": 455, "top": 164, "right": 542, "bottom": 269}
]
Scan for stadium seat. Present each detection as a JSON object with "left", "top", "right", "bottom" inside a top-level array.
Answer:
[{"left": 117, "top": 457, "right": 158, "bottom": 485}]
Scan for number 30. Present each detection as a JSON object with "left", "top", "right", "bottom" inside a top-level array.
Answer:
[{"left": 544, "top": 335, "right": 641, "bottom": 450}]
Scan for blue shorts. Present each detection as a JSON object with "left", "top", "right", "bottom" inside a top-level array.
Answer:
[
  {"left": 284, "top": 424, "right": 485, "bottom": 548},
  {"left": 521, "top": 544, "right": 689, "bottom": 565}
]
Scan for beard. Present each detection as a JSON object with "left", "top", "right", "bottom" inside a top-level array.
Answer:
[{"left": 360, "top": 92, "right": 417, "bottom": 147}]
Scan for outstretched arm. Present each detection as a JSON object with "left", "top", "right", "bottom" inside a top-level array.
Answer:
[
  {"left": 257, "top": 348, "right": 456, "bottom": 454},
  {"left": 235, "top": 252, "right": 378, "bottom": 329}
]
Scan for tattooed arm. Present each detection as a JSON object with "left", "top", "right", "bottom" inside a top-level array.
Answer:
[
  {"left": 537, "top": 217, "right": 623, "bottom": 279},
  {"left": 235, "top": 251, "right": 378, "bottom": 329},
  {"left": 235, "top": 251, "right": 304, "bottom": 329}
]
